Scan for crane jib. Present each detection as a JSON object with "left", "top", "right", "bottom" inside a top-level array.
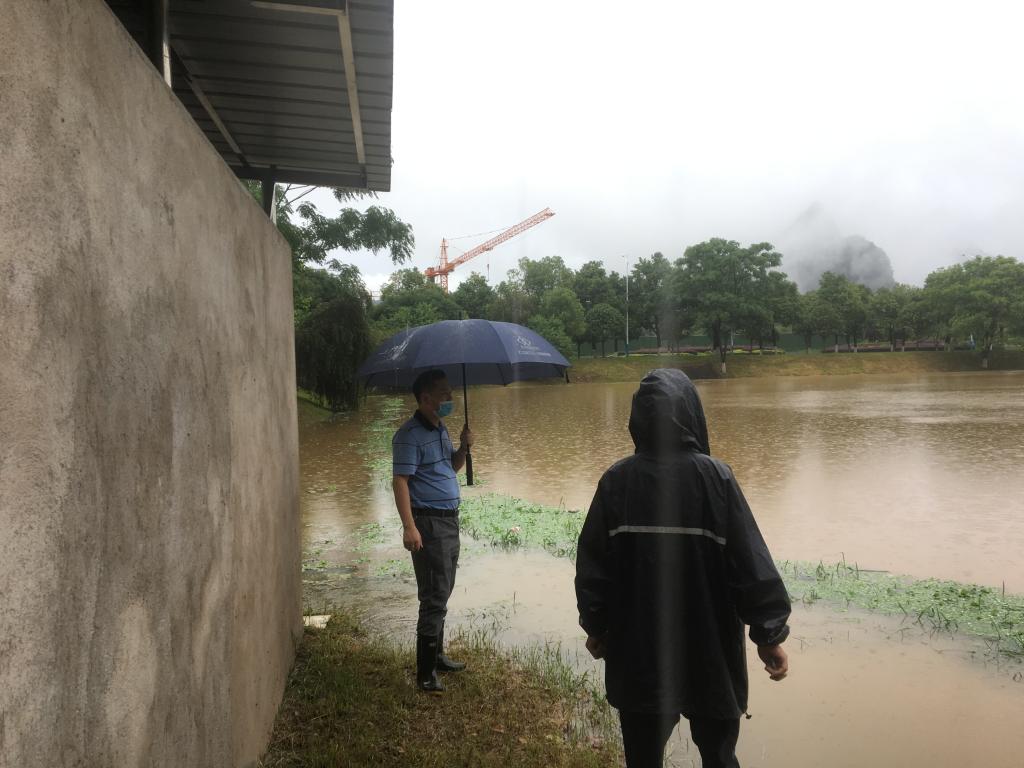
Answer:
[{"left": 423, "top": 208, "right": 555, "bottom": 292}]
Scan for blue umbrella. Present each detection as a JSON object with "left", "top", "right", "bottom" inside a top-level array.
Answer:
[{"left": 357, "top": 319, "right": 571, "bottom": 484}]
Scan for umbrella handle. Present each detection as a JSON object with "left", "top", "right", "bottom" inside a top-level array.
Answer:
[{"left": 462, "top": 363, "right": 473, "bottom": 486}]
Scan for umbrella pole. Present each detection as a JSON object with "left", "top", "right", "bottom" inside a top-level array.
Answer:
[{"left": 462, "top": 362, "right": 473, "bottom": 486}]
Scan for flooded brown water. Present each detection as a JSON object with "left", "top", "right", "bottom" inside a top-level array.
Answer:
[{"left": 299, "top": 371, "right": 1024, "bottom": 768}]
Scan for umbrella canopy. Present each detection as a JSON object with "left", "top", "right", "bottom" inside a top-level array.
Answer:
[{"left": 357, "top": 319, "right": 570, "bottom": 389}]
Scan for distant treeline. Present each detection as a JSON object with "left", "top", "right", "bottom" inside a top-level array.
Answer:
[{"left": 294, "top": 238, "right": 1024, "bottom": 408}]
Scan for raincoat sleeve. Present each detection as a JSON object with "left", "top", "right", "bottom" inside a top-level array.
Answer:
[
  {"left": 575, "top": 475, "right": 614, "bottom": 638},
  {"left": 723, "top": 472, "right": 791, "bottom": 647}
]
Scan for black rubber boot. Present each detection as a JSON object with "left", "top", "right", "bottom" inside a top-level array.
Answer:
[
  {"left": 416, "top": 634, "right": 445, "bottom": 693},
  {"left": 436, "top": 624, "right": 466, "bottom": 673}
]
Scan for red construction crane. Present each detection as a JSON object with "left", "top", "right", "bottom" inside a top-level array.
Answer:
[{"left": 425, "top": 208, "right": 555, "bottom": 292}]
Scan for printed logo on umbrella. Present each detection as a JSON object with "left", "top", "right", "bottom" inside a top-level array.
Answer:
[
  {"left": 514, "top": 334, "right": 551, "bottom": 357},
  {"left": 384, "top": 330, "right": 415, "bottom": 361}
]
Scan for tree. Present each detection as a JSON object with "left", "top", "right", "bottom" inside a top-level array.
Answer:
[
  {"left": 816, "top": 272, "right": 868, "bottom": 351},
  {"left": 540, "top": 287, "right": 586, "bottom": 354},
  {"left": 793, "top": 291, "right": 820, "bottom": 353},
  {"left": 512, "top": 256, "right": 575, "bottom": 301},
  {"left": 585, "top": 303, "right": 625, "bottom": 357},
  {"left": 809, "top": 278, "right": 845, "bottom": 352},
  {"left": 452, "top": 272, "right": 496, "bottom": 319},
  {"left": 250, "top": 183, "right": 414, "bottom": 269},
  {"left": 573, "top": 261, "right": 617, "bottom": 309},
  {"left": 486, "top": 278, "right": 535, "bottom": 325},
  {"left": 293, "top": 262, "right": 370, "bottom": 326},
  {"left": 923, "top": 256, "right": 1024, "bottom": 367},
  {"left": 762, "top": 272, "right": 800, "bottom": 348},
  {"left": 870, "top": 284, "right": 920, "bottom": 351},
  {"left": 676, "top": 239, "right": 784, "bottom": 373},
  {"left": 526, "top": 315, "right": 574, "bottom": 359},
  {"left": 631, "top": 253, "right": 674, "bottom": 349},
  {"left": 372, "top": 268, "right": 461, "bottom": 343},
  {"left": 295, "top": 290, "right": 372, "bottom": 411}
]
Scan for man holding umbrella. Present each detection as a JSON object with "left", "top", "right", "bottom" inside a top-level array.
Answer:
[{"left": 392, "top": 369, "right": 474, "bottom": 693}]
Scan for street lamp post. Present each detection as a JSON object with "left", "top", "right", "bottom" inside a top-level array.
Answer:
[{"left": 623, "top": 255, "right": 630, "bottom": 357}]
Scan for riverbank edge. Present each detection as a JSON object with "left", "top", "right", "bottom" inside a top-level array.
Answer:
[
  {"left": 568, "top": 350, "right": 1024, "bottom": 383},
  {"left": 258, "top": 606, "right": 620, "bottom": 768}
]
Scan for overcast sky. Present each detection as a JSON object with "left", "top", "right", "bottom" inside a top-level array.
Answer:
[{"left": 306, "top": 0, "right": 1024, "bottom": 293}]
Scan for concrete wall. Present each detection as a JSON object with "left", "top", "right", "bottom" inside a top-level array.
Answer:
[{"left": 0, "top": 2, "right": 302, "bottom": 766}]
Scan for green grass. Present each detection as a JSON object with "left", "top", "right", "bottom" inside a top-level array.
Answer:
[
  {"left": 459, "top": 493, "right": 585, "bottom": 559},
  {"left": 781, "top": 559, "right": 1024, "bottom": 657},
  {"left": 569, "top": 350, "right": 1024, "bottom": 383},
  {"left": 259, "top": 607, "right": 620, "bottom": 768}
]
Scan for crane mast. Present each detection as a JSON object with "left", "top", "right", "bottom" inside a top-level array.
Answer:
[{"left": 425, "top": 208, "right": 555, "bottom": 292}]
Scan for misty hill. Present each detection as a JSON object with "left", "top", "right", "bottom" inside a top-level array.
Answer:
[{"left": 778, "top": 205, "right": 896, "bottom": 291}]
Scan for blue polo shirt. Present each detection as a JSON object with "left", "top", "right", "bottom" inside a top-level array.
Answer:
[{"left": 392, "top": 410, "right": 460, "bottom": 511}]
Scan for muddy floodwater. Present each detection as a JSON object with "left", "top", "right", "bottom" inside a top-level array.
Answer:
[{"left": 300, "top": 371, "right": 1024, "bottom": 767}]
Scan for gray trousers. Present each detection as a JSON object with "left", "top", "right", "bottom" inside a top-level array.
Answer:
[{"left": 410, "top": 515, "right": 460, "bottom": 637}]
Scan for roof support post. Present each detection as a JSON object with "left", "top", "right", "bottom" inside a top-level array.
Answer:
[
  {"left": 261, "top": 169, "right": 277, "bottom": 218},
  {"left": 150, "top": 0, "right": 172, "bottom": 87}
]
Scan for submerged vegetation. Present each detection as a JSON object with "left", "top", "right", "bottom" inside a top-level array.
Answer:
[
  {"left": 781, "top": 560, "right": 1024, "bottom": 657},
  {"left": 259, "top": 607, "right": 619, "bottom": 768},
  {"left": 457, "top": 493, "right": 1024, "bottom": 657},
  {"left": 460, "top": 494, "right": 585, "bottom": 559}
]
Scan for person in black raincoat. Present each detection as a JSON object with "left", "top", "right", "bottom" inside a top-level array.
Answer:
[{"left": 575, "top": 369, "right": 791, "bottom": 768}]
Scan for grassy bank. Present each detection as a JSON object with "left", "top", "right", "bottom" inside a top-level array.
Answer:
[
  {"left": 259, "top": 608, "right": 619, "bottom": 768},
  {"left": 569, "top": 349, "right": 1024, "bottom": 383}
]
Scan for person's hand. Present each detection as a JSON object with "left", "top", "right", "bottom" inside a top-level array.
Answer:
[
  {"left": 460, "top": 425, "right": 474, "bottom": 449},
  {"left": 758, "top": 644, "right": 788, "bottom": 681},
  {"left": 403, "top": 524, "right": 423, "bottom": 553},
  {"left": 585, "top": 634, "right": 606, "bottom": 660}
]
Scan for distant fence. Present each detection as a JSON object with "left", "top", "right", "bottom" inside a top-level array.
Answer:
[{"left": 573, "top": 335, "right": 982, "bottom": 358}]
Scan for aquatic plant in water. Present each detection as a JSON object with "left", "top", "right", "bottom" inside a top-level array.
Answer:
[
  {"left": 459, "top": 494, "right": 585, "bottom": 559},
  {"left": 780, "top": 559, "right": 1024, "bottom": 657}
]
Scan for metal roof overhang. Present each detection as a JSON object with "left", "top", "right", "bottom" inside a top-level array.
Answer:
[{"left": 105, "top": 0, "right": 394, "bottom": 192}]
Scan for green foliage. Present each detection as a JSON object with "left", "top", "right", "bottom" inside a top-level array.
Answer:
[
  {"left": 815, "top": 271, "right": 868, "bottom": 346},
  {"left": 780, "top": 560, "right": 1024, "bottom": 657},
  {"left": 452, "top": 272, "right": 496, "bottom": 319},
  {"left": 585, "top": 303, "right": 624, "bottom": 356},
  {"left": 922, "top": 256, "right": 1024, "bottom": 356},
  {"left": 630, "top": 252, "right": 674, "bottom": 347},
  {"left": 870, "top": 283, "right": 922, "bottom": 348},
  {"left": 793, "top": 291, "right": 820, "bottom": 350},
  {"left": 526, "top": 315, "right": 574, "bottom": 359},
  {"left": 539, "top": 287, "right": 586, "bottom": 340},
  {"left": 459, "top": 494, "right": 585, "bottom": 560},
  {"left": 294, "top": 291, "right": 372, "bottom": 411},
  {"left": 675, "top": 239, "right": 785, "bottom": 361},
  {"left": 572, "top": 261, "right": 617, "bottom": 309},
  {"left": 486, "top": 279, "right": 535, "bottom": 324},
  {"left": 513, "top": 255, "right": 575, "bottom": 300},
  {"left": 292, "top": 261, "right": 370, "bottom": 326},
  {"left": 371, "top": 271, "right": 462, "bottom": 344},
  {"left": 245, "top": 182, "right": 417, "bottom": 410}
]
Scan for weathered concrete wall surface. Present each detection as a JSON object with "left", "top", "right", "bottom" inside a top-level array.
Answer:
[{"left": 0, "top": 2, "right": 302, "bottom": 766}]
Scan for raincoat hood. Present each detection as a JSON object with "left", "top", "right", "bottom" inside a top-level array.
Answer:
[{"left": 628, "top": 368, "right": 710, "bottom": 455}]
